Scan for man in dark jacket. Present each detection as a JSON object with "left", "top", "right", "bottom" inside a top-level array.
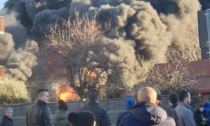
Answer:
[
  {"left": 154, "top": 88, "right": 179, "bottom": 126},
  {"left": 119, "top": 87, "right": 175, "bottom": 126},
  {"left": 26, "top": 89, "right": 54, "bottom": 126},
  {"left": 0, "top": 107, "right": 13, "bottom": 126},
  {"left": 116, "top": 96, "right": 136, "bottom": 126},
  {"left": 80, "top": 88, "right": 111, "bottom": 126}
]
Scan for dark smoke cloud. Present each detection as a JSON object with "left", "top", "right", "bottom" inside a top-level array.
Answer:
[
  {"left": 31, "top": 7, "right": 70, "bottom": 40},
  {"left": 7, "top": 40, "right": 38, "bottom": 81},
  {"left": 0, "top": 0, "right": 203, "bottom": 85},
  {"left": 199, "top": 0, "right": 210, "bottom": 10},
  {"left": 0, "top": 8, "right": 38, "bottom": 81},
  {"left": 0, "top": 32, "right": 14, "bottom": 60},
  {"left": 25, "top": 0, "right": 71, "bottom": 20}
]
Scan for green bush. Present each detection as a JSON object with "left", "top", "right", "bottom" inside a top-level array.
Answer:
[{"left": 0, "top": 77, "right": 29, "bottom": 104}]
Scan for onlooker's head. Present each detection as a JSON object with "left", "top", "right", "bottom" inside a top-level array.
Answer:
[
  {"left": 87, "top": 88, "right": 99, "bottom": 103},
  {"left": 3, "top": 107, "right": 13, "bottom": 118},
  {"left": 36, "top": 89, "right": 50, "bottom": 103},
  {"left": 168, "top": 93, "right": 178, "bottom": 108},
  {"left": 68, "top": 111, "right": 96, "bottom": 126},
  {"left": 125, "top": 97, "right": 136, "bottom": 110},
  {"left": 203, "top": 102, "right": 210, "bottom": 112},
  {"left": 137, "top": 87, "right": 157, "bottom": 105},
  {"left": 178, "top": 90, "right": 191, "bottom": 105},
  {"left": 198, "top": 105, "right": 204, "bottom": 112},
  {"left": 58, "top": 100, "right": 68, "bottom": 111}
]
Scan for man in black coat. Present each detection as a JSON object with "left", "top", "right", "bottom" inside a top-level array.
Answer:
[
  {"left": 26, "top": 89, "right": 53, "bottom": 126},
  {"left": 119, "top": 87, "right": 175, "bottom": 126},
  {"left": 0, "top": 107, "right": 13, "bottom": 126},
  {"left": 154, "top": 88, "right": 179, "bottom": 126},
  {"left": 80, "top": 88, "right": 111, "bottom": 126}
]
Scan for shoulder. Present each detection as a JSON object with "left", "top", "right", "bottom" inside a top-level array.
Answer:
[
  {"left": 119, "top": 112, "right": 142, "bottom": 126},
  {"left": 156, "top": 117, "right": 175, "bottom": 126}
]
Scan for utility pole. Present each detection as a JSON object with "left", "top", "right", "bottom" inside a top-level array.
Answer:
[{"left": 206, "top": 9, "right": 210, "bottom": 59}]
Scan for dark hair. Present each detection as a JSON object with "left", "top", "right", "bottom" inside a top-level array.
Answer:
[
  {"left": 87, "top": 88, "right": 99, "bottom": 102},
  {"left": 68, "top": 111, "right": 95, "bottom": 126},
  {"left": 58, "top": 100, "right": 68, "bottom": 111},
  {"left": 36, "top": 89, "right": 49, "bottom": 97},
  {"left": 178, "top": 90, "right": 189, "bottom": 102},
  {"left": 169, "top": 93, "right": 178, "bottom": 106}
]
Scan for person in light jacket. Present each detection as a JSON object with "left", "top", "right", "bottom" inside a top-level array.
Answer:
[{"left": 175, "top": 90, "right": 196, "bottom": 126}]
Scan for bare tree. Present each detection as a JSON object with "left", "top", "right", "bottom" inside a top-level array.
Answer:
[
  {"left": 146, "top": 61, "right": 197, "bottom": 95},
  {"left": 167, "top": 22, "right": 201, "bottom": 62},
  {"left": 44, "top": 14, "right": 137, "bottom": 99}
]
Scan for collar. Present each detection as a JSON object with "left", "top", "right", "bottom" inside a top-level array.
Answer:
[
  {"left": 178, "top": 102, "right": 191, "bottom": 109},
  {"left": 37, "top": 99, "right": 47, "bottom": 105},
  {"left": 132, "top": 102, "right": 156, "bottom": 109}
]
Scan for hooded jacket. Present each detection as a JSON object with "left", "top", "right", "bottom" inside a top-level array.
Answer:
[
  {"left": 119, "top": 102, "right": 175, "bottom": 126},
  {"left": 53, "top": 110, "right": 71, "bottom": 126},
  {"left": 203, "top": 102, "right": 210, "bottom": 123}
]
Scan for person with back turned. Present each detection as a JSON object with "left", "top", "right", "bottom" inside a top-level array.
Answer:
[
  {"left": 119, "top": 87, "right": 175, "bottom": 126},
  {"left": 80, "top": 88, "right": 111, "bottom": 126}
]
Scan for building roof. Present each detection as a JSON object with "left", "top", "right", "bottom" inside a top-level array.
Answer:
[{"left": 152, "top": 60, "right": 210, "bottom": 93}]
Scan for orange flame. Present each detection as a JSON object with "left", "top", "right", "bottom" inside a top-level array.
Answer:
[
  {"left": 59, "top": 85, "right": 80, "bottom": 102},
  {"left": 87, "top": 70, "right": 97, "bottom": 78}
]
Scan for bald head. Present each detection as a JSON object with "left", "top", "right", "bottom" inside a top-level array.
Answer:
[{"left": 137, "top": 87, "right": 157, "bottom": 104}]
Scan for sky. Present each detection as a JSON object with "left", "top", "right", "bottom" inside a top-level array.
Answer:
[{"left": 0, "top": 0, "right": 7, "bottom": 9}]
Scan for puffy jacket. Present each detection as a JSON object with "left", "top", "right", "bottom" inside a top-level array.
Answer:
[
  {"left": 26, "top": 100, "right": 53, "bottom": 126},
  {"left": 116, "top": 111, "right": 130, "bottom": 126},
  {"left": 119, "top": 102, "right": 175, "bottom": 126},
  {"left": 0, "top": 115, "right": 13, "bottom": 126},
  {"left": 53, "top": 110, "right": 71, "bottom": 126},
  {"left": 80, "top": 102, "right": 111, "bottom": 126}
]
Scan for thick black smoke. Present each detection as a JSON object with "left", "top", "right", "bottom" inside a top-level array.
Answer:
[
  {"left": 199, "top": 0, "right": 210, "bottom": 10},
  {"left": 0, "top": 0, "right": 203, "bottom": 85}
]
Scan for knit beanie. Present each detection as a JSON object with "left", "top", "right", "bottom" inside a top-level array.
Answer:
[
  {"left": 125, "top": 97, "right": 136, "bottom": 110},
  {"left": 68, "top": 111, "right": 95, "bottom": 126},
  {"left": 58, "top": 100, "right": 68, "bottom": 111}
]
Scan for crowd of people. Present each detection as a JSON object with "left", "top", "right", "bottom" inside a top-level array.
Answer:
[{"left": 1, "top": 87, "right": 210, "bottom": 126}]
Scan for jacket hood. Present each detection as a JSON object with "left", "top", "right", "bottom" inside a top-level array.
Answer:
[
  {"left": 203, "top": 102, "right": 210, "bottom": 112},
  {"left": 203, "top": 102, "right": 210, "bottom": 108},
  {"left": 131, "top": 102, "right": 167, "bottom": 125}
]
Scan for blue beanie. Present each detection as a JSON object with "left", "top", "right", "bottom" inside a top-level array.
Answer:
[{"left": 125, "top": 97, "right": 136, "bottom": 110}]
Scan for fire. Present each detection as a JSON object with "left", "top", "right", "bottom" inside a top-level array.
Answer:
[
  {"left": 87, "top": 70, "right": 97, "bottom": 78},
  {"left": 59, "top": 85, "right": 80, "bottom": 102}
]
